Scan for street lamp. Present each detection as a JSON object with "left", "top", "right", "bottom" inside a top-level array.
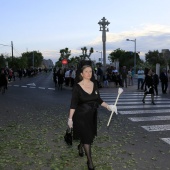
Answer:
[
  {"left": 0, "top": 41, "right": 14, "bottom": 67},
  {"left": 96, "top": 51, "right": 102, "bottom": 64},
  {"left": 126, "top": 38, "right": 136, "bottom": 73},
  {"left": 98, "top": 17, "right": 110, "bottom": 67}
]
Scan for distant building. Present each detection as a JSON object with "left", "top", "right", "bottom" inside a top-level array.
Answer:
[{"left": 41, "top": 59, "right": 54, "bottom": 69}]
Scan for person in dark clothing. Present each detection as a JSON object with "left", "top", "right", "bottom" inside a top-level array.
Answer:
[
  {"left": 96, "top": 65, "right": 103, "bottom": 84},
  {"left": 53, "top": 71, "right": 57, "bottom": 87},
  {"left": 18, "top": 69, "right": 22, "bottom": 80},
  {"left": 113, "top": 72, "right": 122, "bottom": 87},
  {"left": 142, "top": 69, "right": 155, "bottom": 105},
  {"left": 120, "top": 66, "right": 128, "bottom": 88},
  {"left": 160, "top": 68, "right": 168, "bottom": 94},
  {"left": 57, "top": 69, "right": 64, "bottom": 90},
  {"left": 67, "top": 65, "right": 115, "bottom": 170},
  {"left": 0, "top": 69, "right": 8, "bottom": 94},
  {"left": 152, "top": 70, "right": 159, "bottom": 95}
]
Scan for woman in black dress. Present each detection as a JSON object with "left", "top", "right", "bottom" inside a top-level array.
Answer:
[
  {"left": 68, "top": 65, "right": 114, "bottom": 170},
  {"left": 142, "top": 69, "right": 155, "bottom": 105}
]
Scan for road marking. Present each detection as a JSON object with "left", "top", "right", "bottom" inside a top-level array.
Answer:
[
  {"left": 29, "top": 86, "right": 36, "bottom": 88},
  {"left": 13, "top": 85, "right": 19, "bottom": 87},
  {"left": 103, "top": 98, "right": 163, "bottom": 101},
  {"left": 105, "top": 101, "right": 170, "bottom": 105},
  {"left": 21, "top": 86, "right": 27, "bottom": 88},
  {"left": 141, "top": 124, "right": 170, "bottom": 131},
  {"left": 129, "top": 116, "right": 170, "bottom": 122},
  {"left": 161, "top": 138, "right": 170, "bottom": 145},
  {"left": 100, "top": 94, "right": 158, "bottom": 96},
  {"left": 116, "top": 105, "right": 170, "bottom": 109},
  {"left": 120, "top": 109, "right": 170, "bottom": 115},
  {"left": 38, "top": 87, "right": 45, "bottom": 89},
  {"left": 27, "top": 83, "right": 36, "bottom": 86},
  {"left": 48, "top": 88, "right": 55, "bottom": 90}
]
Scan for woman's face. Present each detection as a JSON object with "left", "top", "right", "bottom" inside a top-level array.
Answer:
[{"left": 81, "top": 67, "right": 92, "bottom": 80}]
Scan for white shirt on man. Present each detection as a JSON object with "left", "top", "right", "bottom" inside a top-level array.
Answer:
[{"left": 137, "top": 69, "right": 144, "bottom": 79}]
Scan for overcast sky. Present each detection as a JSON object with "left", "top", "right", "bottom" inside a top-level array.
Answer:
[{"left": 1, "top": 0, "right": 170, "bottom": 64}]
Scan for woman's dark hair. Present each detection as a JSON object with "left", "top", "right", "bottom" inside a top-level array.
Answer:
[{"left": 74, "top": 60, "right": 95, "bottom": 84}]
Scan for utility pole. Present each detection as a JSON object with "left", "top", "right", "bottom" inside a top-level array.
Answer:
[
  {"left": 98, "top": 17, "right": 110, "bottom": 67},
  {"left": 126, "top": 39, "right": 136, "bottom": 73},
  {"left": 32, "top": 51, "right": 34, "bottom": 68},
  {"left": 11, "top": 41, "right": 13, "bottom": 68}
]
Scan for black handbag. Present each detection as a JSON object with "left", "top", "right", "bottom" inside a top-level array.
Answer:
[{"left": 64, "top": 127, "right": 73, "bottom": 145}]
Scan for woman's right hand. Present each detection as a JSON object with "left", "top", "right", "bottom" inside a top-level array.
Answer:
[{"left": 68, "top": 118, "right": 73, "bottom": 128}]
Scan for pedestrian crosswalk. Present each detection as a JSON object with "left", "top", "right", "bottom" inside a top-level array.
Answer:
[{"left": 100, "top": 92, "right": 170, "bottom": 146}]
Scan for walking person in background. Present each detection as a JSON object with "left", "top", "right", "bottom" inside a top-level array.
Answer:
[
  {"left": 137, "top": 67, "right": 145, "bottom": 90},
  {"left": 64, "top": 68, "right": 70, "bottom": 86},
  {"left": 131, "top": 68, "right": 135, "bottom": 85},
  {"left": 152, "top": 70, "right": 159, "bottom": 95},
  {"left": 160, "top": 68, "right": 168, "bottom": 94},
  {"left": 142, "top": 69, "right": 155, "bottom": 105},
  {"left": 167, "top": 69, "right": 170, "bottom": 93},
  {"left": 120, "top": 66, "right": 128, "bottom": 88},
  {"left": 18, "top": 68, "right": 22, "bottom": 80},
  {"left": 0, "top": 69, "right": 8, "bottom": 94},
  {"left": 67, "top": 65, "right": 115, "bottom": 170},
  {"left": 96, "top": 65, "right": 103, "bottom": 84},
  {"left": 70, "top": 67, "right": 76, "bottom": 87},
  {"left": 103, "top": 71, "right": 109, "bottom": 88},
  {"left": 127, "top": 68, "right": 132, "bottom": 86},
  {"left": 57, "top": 69, "right": 64, "bottom": 90},
  {"left": 53, "top": 70, "right": 58, "bottom": 87}
]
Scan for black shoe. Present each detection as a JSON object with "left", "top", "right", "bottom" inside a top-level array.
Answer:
[
  {"left": 152, "top": 102, "right": 156, "bottom": 105},
  {"left": 87, "top": 161, "right": 95, "bottom": 170},
  {"left": 142, "top": 99, "right": 145, "bottom": 104},
  {"left": 78, "top": 144, "right": 84, "bottom": 157}
]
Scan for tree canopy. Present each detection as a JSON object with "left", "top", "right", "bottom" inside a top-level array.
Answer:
[{"left": 108, "top": 48, "right": 142, "bottom": 69}]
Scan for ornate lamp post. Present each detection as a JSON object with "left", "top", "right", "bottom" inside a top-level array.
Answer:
[
  {"left": 98, "top": 17, "right": 110, "bottom": 67},
  {"left": 126, "top": 38, "right": 136, "bottom": 73}
]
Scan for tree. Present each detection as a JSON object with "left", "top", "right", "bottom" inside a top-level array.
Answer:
[
  {"left": 55, "top": 48, "right": 71, "bottom": 67},
  {"left": 21, "top": 51, "right": 43, "bottom": 68},
  {"left": 59, "top": 48, "right": 71, "bottom": 61},
  {"left": 108, "top": 48, "right": 142, "bottom": 69},
  {"left": 145, "top": 50, "right": 165, "bottom": 66},
  {"left": 80, "top": 47, "right": 94, "bottom": 60}
]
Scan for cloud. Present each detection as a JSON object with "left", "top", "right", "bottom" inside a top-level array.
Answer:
[{"left": 87, "top": 24, "right": 170, "bottom": 61}]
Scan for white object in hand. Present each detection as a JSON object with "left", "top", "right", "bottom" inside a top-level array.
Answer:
[
  {"left": 107, "top": 105, "right": 117, "bottom": 114},
  {"left": 107, "top": 88, "right": 123, "bottom": 126},
  {"left": 68, "top": 118, "right": 73, "bottom": 128}
]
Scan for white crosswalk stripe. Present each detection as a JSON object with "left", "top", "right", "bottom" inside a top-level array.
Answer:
[{"left": 100, "top": 92, "right": 170, "bottom": 146}]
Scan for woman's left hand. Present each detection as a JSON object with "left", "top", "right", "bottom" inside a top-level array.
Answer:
[{"left": 68, "top": 119, "right": 73, "bottom": 128}]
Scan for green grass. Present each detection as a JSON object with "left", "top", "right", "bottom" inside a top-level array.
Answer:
[{"left": 0, "top": 107, "right": 137, "bottom": 170}]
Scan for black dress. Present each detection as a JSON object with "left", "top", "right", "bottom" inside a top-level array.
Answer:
[
  {"left": 144, "top": 75, "right": 154, "bottom": 94},
  {"left": 70, "top": 83, "right": 103, "bottom": 144}
]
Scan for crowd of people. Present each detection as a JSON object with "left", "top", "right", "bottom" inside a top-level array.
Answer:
[
  {"left": 52, "top": 65, "right": 135, "bottom": 90},
  {"left": 0, "top": 67, "right": 51, "bottom": 94}
]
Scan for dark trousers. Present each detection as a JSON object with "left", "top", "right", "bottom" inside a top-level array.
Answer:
[
  {"left": 122, "top": 78, "right": 127, "bottom": 87},
  {"left": 138, "top": 78, "right": 144, "bottom": 89},
  {"left": 161, "top": 82, "right": 168, "bottom": 93},
  {"left": 154, "top": 85, "right": 158, "bottom": 95},
  {"left": 70, "top": 78, "right": 74, "bottom": 87}
]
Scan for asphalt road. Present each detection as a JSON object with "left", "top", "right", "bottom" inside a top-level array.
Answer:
[{"left": 0, "top": 72, "right": 170, "bottom": 170}]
